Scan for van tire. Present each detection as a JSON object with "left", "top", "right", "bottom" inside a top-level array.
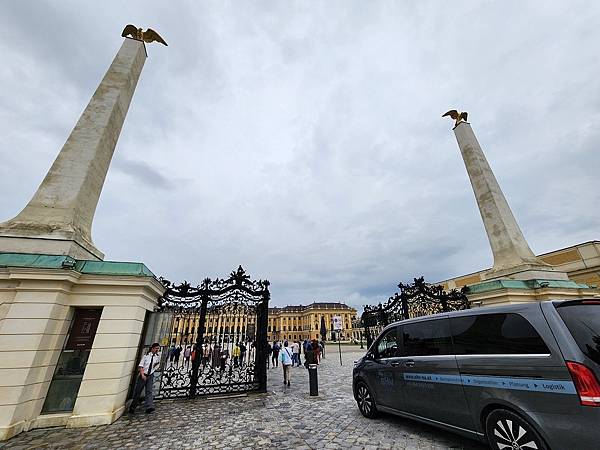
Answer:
[
  {"left": 355, "top": 382, "right": 378, "bottom": 418},
  {"left": 485, "top": 408, "right": 548, "bottom": 450}
]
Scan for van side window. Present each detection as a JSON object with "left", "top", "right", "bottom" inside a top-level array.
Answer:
[
  {"left": 401, "top": 319, "right": 453, "bottom": 356},
  {"left": 376, "top": 327, "right": 399, "bottom": 358},
  {"left": 450, "top": 313, "right": 549, "bottom": 355}
]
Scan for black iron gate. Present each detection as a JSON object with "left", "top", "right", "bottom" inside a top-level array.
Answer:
[
  {"left": 144, "top": 266, "right": 270, "bottom": 399},
  {"left": 361, "top": 277, "right": 469, "bottom": 347}
]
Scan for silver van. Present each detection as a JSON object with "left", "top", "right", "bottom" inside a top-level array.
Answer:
[{"left": 352, "top": 300, "right": 600, "bottom": 450}]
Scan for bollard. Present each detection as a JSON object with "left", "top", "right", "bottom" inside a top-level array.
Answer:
[{"left": 308, "top": 363, "right": 319, "bottom": 396}]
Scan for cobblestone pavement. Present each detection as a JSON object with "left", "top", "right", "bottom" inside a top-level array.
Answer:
[{"left": 2, "top": 347, "right": 488, "bottom": 450}]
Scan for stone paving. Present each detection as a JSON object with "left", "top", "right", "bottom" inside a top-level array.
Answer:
[{"left": 1, "top": 347, "right": 488, "bottom": 449}]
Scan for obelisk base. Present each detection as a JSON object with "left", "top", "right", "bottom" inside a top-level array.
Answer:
[
  {"left": 466, "top": 278, "right": 599, "bottom": 308},
  {"left": 483, "top": 263, "right": 570, "bottom": 281},
  {"left": 0, "top": 236, "right": 103, "bottom": 260}
]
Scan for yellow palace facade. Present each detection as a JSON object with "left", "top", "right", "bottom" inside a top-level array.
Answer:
[
  {"left": 267, "top": 302, "right": 358, "bottom": 342},
  {"left": 168, "top": 301, "right": 358, "bottom": 346}
]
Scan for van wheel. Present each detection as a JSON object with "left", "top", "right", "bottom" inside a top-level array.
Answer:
[
  {"left": 356, "top": 382, "right": 378, "bottom": 418},
  {"left": 485, "top": 409, "right": 547, "bottom": 450}
]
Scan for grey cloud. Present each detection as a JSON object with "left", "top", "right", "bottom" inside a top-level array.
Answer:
[{"left": 112, "top": 158, "right": 174, "bottom": 190}]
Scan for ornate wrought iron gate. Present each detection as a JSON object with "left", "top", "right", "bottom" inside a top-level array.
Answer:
[
  {"left": 361, "top": 277, "right": 469, "bottom": 347},
  {"left": 145, "top": 266, "right": 270, "bottom": 399}
]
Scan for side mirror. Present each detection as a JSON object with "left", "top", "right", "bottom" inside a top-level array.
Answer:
[{"left": 365, "top": 351, "right": 374, "bottom": 360}]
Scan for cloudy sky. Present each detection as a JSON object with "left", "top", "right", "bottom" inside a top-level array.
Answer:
[{"left": 0, "top": 1, "right": 598, "bottom": 310}]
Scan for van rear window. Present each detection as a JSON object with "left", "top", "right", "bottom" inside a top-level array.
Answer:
[
  {"left": 450, "top": 313, "right": 549, "bottom": 355},
  {"left": 556, "top": 302, "right": 600, "bottom": 366}
]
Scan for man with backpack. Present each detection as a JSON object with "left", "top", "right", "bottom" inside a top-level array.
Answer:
[{"left": 279, "top": 341, "right": 293, "bottom": 387}]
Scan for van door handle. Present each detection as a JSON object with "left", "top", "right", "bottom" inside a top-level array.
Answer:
[
  {"left": 404, "top": 360, "right": 415, "bottom": 367},
  {"left": 391, "top": 362, "right": 401, "bottom": 367}
]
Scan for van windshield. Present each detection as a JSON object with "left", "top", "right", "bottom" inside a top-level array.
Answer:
[{"left": 556, "top": 302, "right": 600, "bottom": 365}]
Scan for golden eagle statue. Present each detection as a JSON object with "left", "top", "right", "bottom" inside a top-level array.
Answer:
[
  {"left": 442, "top": 110, "right": 468, "bottom": 127},
  {"left": 121, "top": 24, "right": 168, "bottom": 46}
]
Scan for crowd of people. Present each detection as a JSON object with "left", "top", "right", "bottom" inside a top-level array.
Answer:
[
  {"left": 162, "top": 338, "right": 325, "bottom": 381},
  {"left": 164, "top": 340, "right": 255, "bottom": 372},
  {"left": 267, "top": 339, "right": 326, "bottom": 387},
  {"left": 130, "top": 337, "right": 327, "bottom": 413}
]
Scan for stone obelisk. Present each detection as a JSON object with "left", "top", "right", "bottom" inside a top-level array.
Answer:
[
  {"left": 0, "top": 38, "right": 148, "bottom": 260},
  {"left": 448, "top": 113, "right": 568, "bottom": 281}
]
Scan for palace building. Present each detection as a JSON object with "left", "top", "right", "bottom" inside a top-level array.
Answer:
[
  {"left": 267, "top": 302, "right": 358, "bottom": 342},
  {"left": 168, "top": 301, "right": 359, "bottom": 346}
]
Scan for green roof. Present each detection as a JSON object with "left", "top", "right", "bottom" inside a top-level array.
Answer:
[
  {"left": 0, "top": 253, "right": 156, "bottom": 278},
  {"left": 467, "top": 278, "right": 591, "bottom": 294}
]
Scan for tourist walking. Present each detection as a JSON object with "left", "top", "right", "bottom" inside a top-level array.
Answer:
[
  {"left": 211, "top": 343, "right": 221, "bottom": 367},
  {"left": 191, "top": 344, "right": 197, "bottom": 366},
  {"left": 184, "top": 345, "right": 192, "bottom": 368},
  {"left": 168, "top": 344, "right": 176, "bottom": 364},
  {"left": 220, "top": 346, "right": 229, "bottom": 371},
  {"left": 174, "top": 345, "right": 182, "bottom": 366},
  {"left": 292, "top": 341, "right": 300, "bottom": 366},
  {"left": 312, "top": 339, "right": 321, "bottom": 364},
  {"left": 232, "top": 342, "right": 241, "bottom": 367},
  {"left": 266, "top": 342, "right": 272, "bottom": 368},
  {"left": 279, "top": 341, "right": 293, "bottom": 386},
  {"left": 272, "top": 341, "right": 280, "bottom": 368},
  {"left": 129, "top": 343, "right": 160, "bottom": 414},
  {"left": 202, "top": 342, "right": 211, "bottom": 368},
  {"left": 304, "top": 340, "right": 313, "bottom": 368},
  {"left": 239, "top": 341, "right": 247, "bottom": 367}
]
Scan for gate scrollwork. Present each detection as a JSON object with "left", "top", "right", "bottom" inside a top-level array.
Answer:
[
  {"left": 153, "top": 266, "right": 270, "bottom": 399},
  {"left": 362, "top": 277, "right": 469, "bottom": 347}
]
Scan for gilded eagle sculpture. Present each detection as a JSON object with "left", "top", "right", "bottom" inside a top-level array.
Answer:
[
  {"left": 442, "top": 110, "right": 468, "bottom": 127},
  {"left": 121, "top": 24, "right": 168, "bottom": 46}
]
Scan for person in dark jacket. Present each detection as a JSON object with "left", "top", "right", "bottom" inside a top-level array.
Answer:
[{"left": 272, "top": 341, "right": 280, "bottom": 368}]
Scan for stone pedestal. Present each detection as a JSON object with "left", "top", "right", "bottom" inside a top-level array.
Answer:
[
  {"left": 466, "top": 279, "right": 599, "bottom": 307},
  {"left": 0, "top": 254, "right": 164, "bottom": 441},
  {"left": 0, "top": 38, "right": 147, "bottom": 261}
]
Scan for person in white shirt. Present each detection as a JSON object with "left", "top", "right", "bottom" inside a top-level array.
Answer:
[
  {"left": 279, "top": 341, "right": 293, "bottom": 387},
  {"left": 291, "top": 341, "right": 300, "bottom": 367},
  {"left": 129, "top": 342, "right": 160, "bottom": 414}
]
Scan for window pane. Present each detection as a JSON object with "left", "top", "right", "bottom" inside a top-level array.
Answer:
[
  {"left": 450, "top": 313, "right": 549, "bottom": 355},
  {"left": 376, "top": 327, "right": 399, "bottom": 358},
  {"left": 42, "top": 349, "right": 91, "bottom": 413},
  {"left": 556, "top": 303, "right": 600, "bottom": 365},
  {"left": 402, "top": 319, "right": 453, "bottom": 356}
]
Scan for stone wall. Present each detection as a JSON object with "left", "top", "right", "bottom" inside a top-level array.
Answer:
[{"left": 0, "top": 255, "right": 164, "bottom": 441}]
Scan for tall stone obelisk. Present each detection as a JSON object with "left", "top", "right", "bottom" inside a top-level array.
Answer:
[
  {"left": 448, "top": 114, "right": 568, "bottom": 281},
  {"left": 0, "top": 38, "right": 148, "bottom": 260}
]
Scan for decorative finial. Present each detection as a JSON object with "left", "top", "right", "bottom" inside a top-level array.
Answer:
[
  {"left": 442, "top": 110, "right": 468, "bottom": 127},
  {"left": 121, "top": 24, "right": 168, "bottom": 46}
]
